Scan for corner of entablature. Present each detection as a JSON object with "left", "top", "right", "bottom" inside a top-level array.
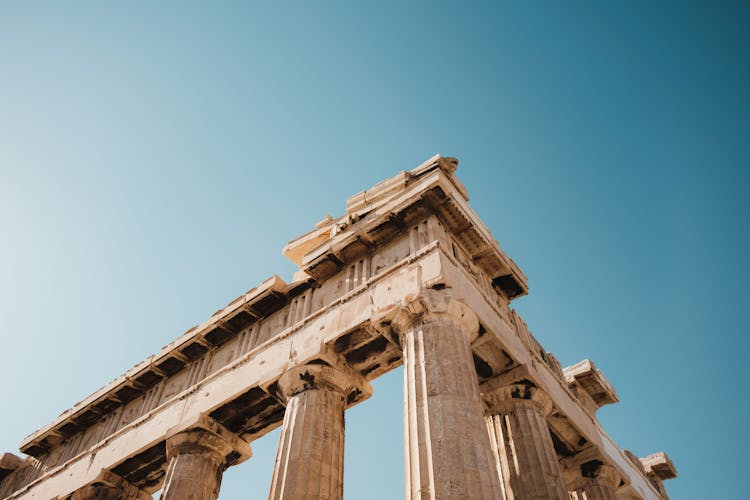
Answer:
[
  {"left": 563, "top": 359, "right": 619, "bottom": 414},
  {"left": 436, "top": 156, "right": 470, "bottom": 201},
  {"left": 640, "top": 451, "right": 677, "bottom": 497}
]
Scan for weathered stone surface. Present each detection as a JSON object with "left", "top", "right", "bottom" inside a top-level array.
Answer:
[
  {"left": 1, "top": 155, "right": 675, "bottom": 500},
  {"left": 392, "top": 290, "right": 503, "bottom": 499},
  {"left": 268, "top": 364, "right": 369, "bottom": 500},
  {"left": 0, "top": 457, "right": 43, "bottom": 499},
  {"left": 483, "top": 383, "right": 568, "bottom": 500},
  {"left": 566, "top": 460, "right": 621, "bottom": 500},
  {"left": 0, "top": 455, "right": 24, "bottom": 483},
  {"left": 68, "top": 470, "right": 150, "bottom": 500},
  {"left": 160, "top": 416, "right": 251, "bottom": 500},
  {"left": 563, "top": 359, "right": 618, "bottom": 415},
  {"left": 640, "top": 452, "right": 677, "bottom": 499}
]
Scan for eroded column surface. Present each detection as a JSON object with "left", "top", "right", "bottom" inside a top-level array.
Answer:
[
  {"left": 269, "top": 364, "right": 367, "bottom": 500},
  {"left": 483, "top": 383, "right": 567, "bottom": 500},
  {"left": 69, "top": 470, "right": 151, "bottom": 500},
  {"left": 161, "top": 419, "right": 251, "bottom": 500},
  {"left": 567, "top": 462, "right": 620, "bottom": 500},
  {"left": 392, "top": 290, "right": 503, "bottom": 500}
]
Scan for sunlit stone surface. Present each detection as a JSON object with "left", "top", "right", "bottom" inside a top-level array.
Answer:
[{"left": 1, "top": 156, "right": 676, "bottom": 500}]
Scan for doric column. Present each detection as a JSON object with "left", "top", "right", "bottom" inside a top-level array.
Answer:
[
  {"left": 391, "top": 290, "right": 503, "bottom": 499},
  {"left": 568, "top": 462, "right": 620, "bottom": 500},
  {"left": 268, "top": 364, "right": 368, "bottom": 500},
  {"left": 483, "top": 382, "right": 568, "bottom": 500},
  {"left": 161, "top": 417, "right": 252, "bottom": 500},
  {"left": 69, "top": 470, "right": 151, "bottom": 500}
]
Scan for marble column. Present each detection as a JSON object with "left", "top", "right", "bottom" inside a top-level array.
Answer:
[
  {"left": 269, "top": 364, "right": 366, "bottom": 500},
  {"left": 391, "top": 290, "right": 503, "bottom": 499},
  {"left": 70, "top": 470, "right": 151, "bottom": 500},
  {"left": 483, "top": 383, "right": 568, "bottom": 500},
  {"left": 568, "top": 463, "right": 620, "bottom": 500},
  {"left": 161, "top": 418, "right": 251, "bottom": 500}
]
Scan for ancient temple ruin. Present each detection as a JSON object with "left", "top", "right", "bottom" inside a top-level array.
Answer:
[{"left": 0, "top": 156, "right": 677, "bottom": 499}]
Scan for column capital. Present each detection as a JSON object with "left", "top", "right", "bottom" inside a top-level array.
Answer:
[
  {"left": 69, "top": 470, "right": 151, "bottom": 500},
  {"left": 482, "top": 381, "right": 554, "bottom": 416},
  {"left": 165, "top": 414, "right": 252, "bottom": 467},
  {"left": 562, "top": 449, "right": 623, "bottom": 492},
  {"left": 276, "top": 363, "right": 370, "bottom": 404},
  {"left": 568, "top": 463, "right": 621, "bottom": 490},
  {"left": 389, "top": 289, "right": 479, "bottom": 342}
]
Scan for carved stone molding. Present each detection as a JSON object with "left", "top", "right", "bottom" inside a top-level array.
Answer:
[
  {"left": 164, "top": 415, "right": 251, "bottom": 466},
  {"left": 1, "top": 156, "right": 674, "bottom": 500},
  {"left": 68, "top": 470, "right": 150, "bottom": 500},
  {"left": 483, "top": 383, "right": 555, "bottom": 417},
  {"left": 640, "top": 452, "right": 677, "bottom": 499},
  {"left": 161, "top": 416, "right": 251, "bottom": 500},
  {"left": 568, "top": 463, "right": 621, "bottom": 500},
  {"left": 269, "top": 363, "right": 367, "bottom": 500},
  {"left": 397, "top": 289, "right": 503, "bottom": 498},
  {"left": 483, "top": 380, "right": 567, "bottom": 500},
  {"left": 275, "top": 364, "right": 370, "bottom": 405},
  {"left": 389, "top": 289, "right": 480, "bottom": 343}
]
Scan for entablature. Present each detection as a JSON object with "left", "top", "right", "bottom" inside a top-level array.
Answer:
[
  {"left": 641, "top": 452, "right": 677, "bottom": 481},
  {"left": 283, "top": 155, "right": 527, "bottom": 300},
  {"left": 3, "top": 154, "right": 675, "bottom": 500},
  {"left": 19, "top": 275, "right": 308, "bottom": 457},
  {"left": 564, "top": 359, "right": 619, "bottom": 414}
]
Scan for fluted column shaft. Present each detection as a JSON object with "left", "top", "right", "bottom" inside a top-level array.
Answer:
[
  {"left": 162, "top": 447, "right": 224, "bottom": 500},
  {"left": 484, "top": 385, "right": 568, "bottom": 500},
  {"left": 394, "top": 291, "right": 503, "bottom": 499},
  {"left": 269, "top": 365, "right": 363, "bottom": 500},
  {"left": 161, "top": 422, "right": 251, "bottom": 500}
]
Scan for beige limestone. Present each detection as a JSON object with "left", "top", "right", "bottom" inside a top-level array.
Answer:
[
  {"left": 392, "top": 290, "right": 503, "bottom": 499},
  {"left": 0, "top": 455, "right": 24, "bottom": 484},
  {"left": 160, "top": 417, "right": 251, "bottom": 500},
  {"left": 563, "top": 360, "right": 618, "bottom": 416},
  {"left": 640, "top": 453, "right": 677, "bottom": 499},
  {"left": 440, "top": 248, "right": 669, "bottom": 499},
  {"left": 566, "top": 461, "right": 621, "bottom": 500},
  {"left": 268, "top": 364, "right": 369, "bottom": 500},
  {"left": 67, "top": 471, "right": 150, "bottom": 500},
  {"left": 483, "top": 382, "right": 568, "bottom": 500},
  {"left": 0, "top": 155, "right": 676, "bottom": 500}
]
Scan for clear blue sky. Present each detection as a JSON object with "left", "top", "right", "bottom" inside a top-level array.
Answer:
[{"left": 1, "top": 2, "right": 748, "bottom": 499}]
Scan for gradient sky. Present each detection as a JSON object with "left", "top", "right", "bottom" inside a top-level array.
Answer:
[{"left": 1, "top": 2, "right": 748, "bottom": 499}]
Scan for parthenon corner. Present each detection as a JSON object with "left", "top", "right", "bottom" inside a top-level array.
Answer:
[{"left": 1, "top": 155, "right": 677, "bottom": 499}]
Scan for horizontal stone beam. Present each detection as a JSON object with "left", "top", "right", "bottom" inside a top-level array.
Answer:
[{"left": 7, "top": 247, "right": 443, "bottom": 499}]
